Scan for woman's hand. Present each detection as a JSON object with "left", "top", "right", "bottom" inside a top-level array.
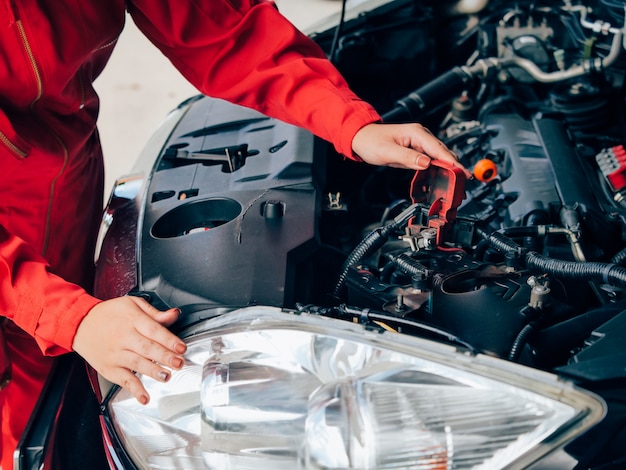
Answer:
[
  {"left": 352, "top": 123, "right": 472, "bottom": 178},
  {"left": 72, "top": 296, "right": 187, "bottom": 405}
]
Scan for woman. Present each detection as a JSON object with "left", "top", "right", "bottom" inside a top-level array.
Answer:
[{"left": 0, "top": 1, "right": 464, "bottom": 467}]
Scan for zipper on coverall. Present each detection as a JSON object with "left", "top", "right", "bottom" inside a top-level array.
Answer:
[
  {"left": 7, "top": 0, "right": 70, "bottom": 256},
  {"left": 0, "top": 3, "right": 28, "bottom": 157}
]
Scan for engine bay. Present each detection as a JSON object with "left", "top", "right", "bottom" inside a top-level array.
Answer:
[
  {"left": 94, "top": 0, "right": 626, "bottom": 387},
  {"left": 313, "top": 0, "right": 626, "bottom": 373}
]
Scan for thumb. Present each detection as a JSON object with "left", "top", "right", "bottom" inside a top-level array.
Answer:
[
  {"left": 389, "top": 146, "right": 432, "bottom": 171},
  {"left": 411, "top": 152, "right": 432, "bottom": 171}
]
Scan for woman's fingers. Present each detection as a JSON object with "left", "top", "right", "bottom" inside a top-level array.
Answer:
[
  {"left": 352, "top": 123, "right": 472, "bottom": 178},
  {"left": 72, "top": 296, "right": 187, "bottom": 404},
  {"left": 128, "top": 296, "right": 182, "bottom": 327},
  {"left": 129, "top": 303, "right": 187, "bottom": 359}
]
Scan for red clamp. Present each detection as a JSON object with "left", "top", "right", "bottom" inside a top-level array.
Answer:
[{"left": 409, "top": 160, "right": 467, "bottom": 244}]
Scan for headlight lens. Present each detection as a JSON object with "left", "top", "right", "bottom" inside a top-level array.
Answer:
[{"left": 106, "top": 306, "right": 605, "bottom": 469}]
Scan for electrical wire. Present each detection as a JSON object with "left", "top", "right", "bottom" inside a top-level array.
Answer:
[
  {"left": 329, "top": 0, "right": 348, "bottom": 63},
  {"left": 364, "top": 311, "right": 478, "bottom": 353}
]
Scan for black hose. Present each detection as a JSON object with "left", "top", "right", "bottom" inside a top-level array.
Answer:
[
  {"left": 332, "top": 205, "right": 418, "bottom": 299},
  {"left": 475, "top": 226, "right": 543, "bottom": 261},
  {"left": 526, "top": 252, "right": 626, "bottom": 286},
  {"left": 525, "top": 209, "right": 550, "bottom": 226},
  {"left": 332, "top": 224, "right": 398, "bottom": 299},
  {"left": 389, "top": 253, "right": 430, "bottom": 277},
  {"left": 382, "top": 67, "right": 475, "bottom": 123},
  {"left": 508, "top": 322, "right": 536, "bottom": 361},
  {"left": 476, "top": 227, "right": 626, "bottom": 288},
  {"left": 473, "top": 238, "right": 491, "bottom": 261},
  {"left": 476, "top": 227, "right": 524, "bottom": 254},
  {"left": 498, "top": 226, "right": 545, "bottom": 252}
]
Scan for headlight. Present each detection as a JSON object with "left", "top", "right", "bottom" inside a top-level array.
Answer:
[{"left": 105, "top": 306, "right": 604, "bottom": 469}]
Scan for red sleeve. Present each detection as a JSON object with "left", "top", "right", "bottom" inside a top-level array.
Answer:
[
  {"left": 127, "top": 0, "right": 382, "bottom": 159},
  {"left": 0, "top": 225, "right": 101, "bottom": 356}
]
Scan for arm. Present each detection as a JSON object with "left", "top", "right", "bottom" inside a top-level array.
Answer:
[
  {"left": 127, "top": 0, "right": 467, "bottom": 174},
  {"left": 0, "top": 225, "right": 99, "bottom": 355},
  {"left": 0, "top": 226, "right": 186, "bottom": 403},
  {"left": 126, "top": 0, "right": 381, "bottom": 159}
]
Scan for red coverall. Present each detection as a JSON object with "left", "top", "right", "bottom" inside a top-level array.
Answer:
[{"left": 0, "top": 0, "right": 380, "bottom": 467}]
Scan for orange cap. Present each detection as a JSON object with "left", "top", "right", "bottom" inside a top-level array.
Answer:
[{"left": 473, "top": 159, "right": 498, "bottom": 182}]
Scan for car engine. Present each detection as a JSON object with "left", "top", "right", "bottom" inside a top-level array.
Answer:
[
  {"left": 102, "top": 0, "right": 626, "bottom": 366},
  {"left": 311, "top": 0, "right": 626, "bottom": 372}
]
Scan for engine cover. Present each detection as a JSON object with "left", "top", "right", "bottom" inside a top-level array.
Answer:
[
  {"left": 483, "top": 112, "right": 560, "bottom": 224},
  {"left": 138, "top": 96, "right": 324, "bottom": 308}
]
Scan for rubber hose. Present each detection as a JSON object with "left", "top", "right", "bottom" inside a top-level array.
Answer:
[
  {"left": 477, "top": 227, "right": 626, "bottom": 287},
  {"left": 382, "top": 67, "right": 474, "bottom": 123},
  {"left": 526, "top": 252, "right": 626, "bottom": 287},
  {"left": 508, "top": 322, "right": 535, "bottom": 361},
  {"left": 476, "top": 228, "right": 523, "bottom": 254},
  {"left": 332, "top": 223, "right": 397, "bottom": 298},
  {"left": 391, "top": 253, "right": 430, "bottom": 277}
]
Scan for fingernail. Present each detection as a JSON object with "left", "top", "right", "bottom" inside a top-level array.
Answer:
[
  {"left": 172, "top": 357, "right": 183, "bottom": 369},
  {"left": 175, "top": 342, "right": 187, "bottom": 354},
  {"left": 416, "top": 155, "right": 430, "bottom": 169},
  {"left": 174, "top": 308, "right": 182, "bottom": 315},
  {"left": 158, "top": 370, "right": 170, "bottom": 382},
  {"left": 139, "top": 395, "right": 149, "bottom": 405}
]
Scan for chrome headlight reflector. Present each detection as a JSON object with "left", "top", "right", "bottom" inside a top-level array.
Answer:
[{"left": 106, "top": 306, "right": 605, "bottom": 469}]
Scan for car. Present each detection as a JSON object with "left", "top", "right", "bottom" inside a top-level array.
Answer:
[{"left": 17, "top": 0, "right": 626, "bottom": 468}]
